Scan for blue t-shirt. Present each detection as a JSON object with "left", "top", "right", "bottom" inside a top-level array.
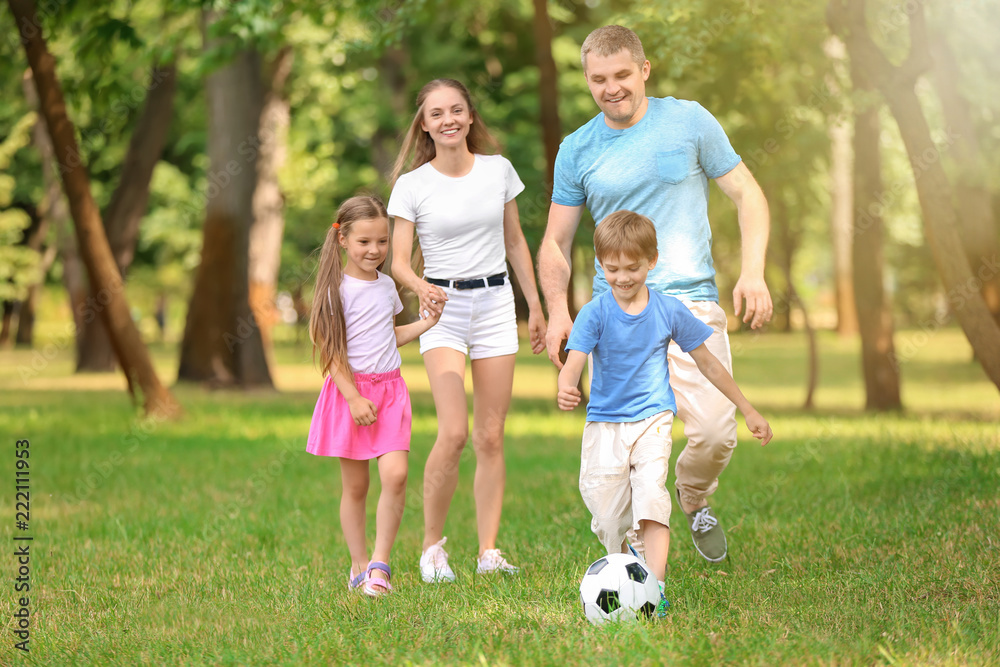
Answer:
[
  {"left": 566, "top": 290, "right": 713, "bottom": 423},
  {"left": 552, "top": 97, "right": 741, "bottom": 302}
]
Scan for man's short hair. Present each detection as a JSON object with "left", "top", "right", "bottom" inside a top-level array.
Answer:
[
  {"left": 581, "top": 25, "right": 646, "bottom": 70},
  {"left": 594, "top": 210, "right": 658, "bottom": 263}
]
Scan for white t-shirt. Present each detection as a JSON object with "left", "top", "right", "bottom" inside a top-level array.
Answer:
[
  {"left": 387, "top": 154, "right": 525, "bottom": 280},
  {"left": 335, "top": 272, "right": 404, "bottom": 374}
]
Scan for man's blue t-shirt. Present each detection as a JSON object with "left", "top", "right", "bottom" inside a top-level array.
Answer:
[
  {"left": 552, "top": 97, "right": 741, "bottom": 302},
  {"left": 566, "top": 289, "right": 713, "bottom": 423}
]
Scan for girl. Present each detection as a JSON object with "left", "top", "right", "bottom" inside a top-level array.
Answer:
[
  {"left": 387, "top": 79, "right": 547, "bottom": 582},
  {"left": 307, "top": 195, "right": 440, "bottom": 597}
]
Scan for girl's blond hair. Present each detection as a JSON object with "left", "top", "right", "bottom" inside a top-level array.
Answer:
[
  {"left": 309, "top": 195, "right": 389, "bottom": 377},
  {"left": 389, "top": 78, "right": 500, "bottom": 185}
]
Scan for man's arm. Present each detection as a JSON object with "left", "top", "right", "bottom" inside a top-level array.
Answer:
[
  {"left": 538, "top": 203, "right": 584, "bottom": 368},
  {"left": 714, "top": 161, "right": 773, "bottom": 329}
]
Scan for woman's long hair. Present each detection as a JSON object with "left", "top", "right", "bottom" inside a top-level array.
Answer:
[
  {"left": 389, "top": 78, "right": 500, "bottom": 185},
  {"left": 309, "top": 195, "right": 389, "bottom": 377}
]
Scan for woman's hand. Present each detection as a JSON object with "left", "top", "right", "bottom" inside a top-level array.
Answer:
[
  {"left": 415, "top": 279, "right": 448, "bottom": 318},
  {"left": 528, "top": 304, "right": 547, "bottom": 355}
]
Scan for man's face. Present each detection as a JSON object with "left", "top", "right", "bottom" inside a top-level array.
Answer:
[{"left": 584, "top": 48, "right": 650, "bottom": 130}]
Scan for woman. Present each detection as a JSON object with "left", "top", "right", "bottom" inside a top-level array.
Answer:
[{"left": 388, "top": 78, "right": 546, "bottom": 581}]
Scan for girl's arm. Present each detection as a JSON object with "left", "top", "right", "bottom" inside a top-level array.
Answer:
[
  {"left": 502, "top": 199, "right": 547, "bottom": 355},
  {"left": 688, "top": 344, "right": 772, "bottom": 445},
  {"left": 329, "top": 363, "right": 377, "bottom": 426},
  {"left": 395, "top": 307, "right": 441, "bottom": 347},
  {"left": 391, "top": 216, "right": 447, "bottom": 317},
  {"left": 557, "top": 350, "right": 588, "bottom": 411}
]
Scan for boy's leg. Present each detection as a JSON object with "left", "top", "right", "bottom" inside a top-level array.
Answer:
[
  {"left": 371, "top": 450, "right": 408, "bottom": 564},
  {"left": 339, "top": 458, "right": 371, "bottom": 576},
  {"left": 579, "top": 421, "right": 634, "bottom": 555},
  {"left": 629, "top": 411, "right": 674, "bottom": 582}
]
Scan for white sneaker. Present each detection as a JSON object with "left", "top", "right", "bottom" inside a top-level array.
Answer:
[
  {"left": 476, "top": 548, "right": 520, "bottom": 575},
  {"left": 419, "top": 537, "right": 457, "bottom": 583}
]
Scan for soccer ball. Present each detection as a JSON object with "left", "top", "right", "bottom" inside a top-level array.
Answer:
[{"left": 579, "top": 553, "right": 661, "bottom": 624}]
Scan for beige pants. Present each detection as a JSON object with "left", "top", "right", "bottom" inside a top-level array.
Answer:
[
  {"left": 587, "top": 300, "right": 737, "bottom": 508},
  {"left": 579, "top": 412, "right": 674, "bottom": 554}
]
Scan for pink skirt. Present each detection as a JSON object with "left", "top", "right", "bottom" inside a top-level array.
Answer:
[{"left": 306, "top": 369, "right": 412, "bottom": 460}]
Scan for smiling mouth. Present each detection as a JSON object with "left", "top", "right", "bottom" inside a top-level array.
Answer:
[
  {"left": 441, "top": 128, "right": 460, "bottom": 136},
  {"left": 607, "top": 95, "right": 625, "bottom": 104}
]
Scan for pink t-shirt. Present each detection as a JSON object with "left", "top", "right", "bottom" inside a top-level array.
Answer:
[{"left": 334, "top": 271, "right": 404, "bottom": 374}]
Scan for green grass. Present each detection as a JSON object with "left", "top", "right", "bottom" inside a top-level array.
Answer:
[{"left": 1, "top": 327, "right": 998, "bottom": 665}]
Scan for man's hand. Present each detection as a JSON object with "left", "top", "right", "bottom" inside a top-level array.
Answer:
[
  {"left": 545, "top": 310, "right": 573, "bottom": 369},
  {"left": 733, "top": 274, "right": 773, "bottom": 330}
]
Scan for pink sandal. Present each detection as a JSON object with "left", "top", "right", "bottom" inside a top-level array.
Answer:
[
  {"left": 362, "top": 561, "right": 393, "bottom": 597},
  {"left": 347, "top": 568, "right": 367, "bottom": 592}
]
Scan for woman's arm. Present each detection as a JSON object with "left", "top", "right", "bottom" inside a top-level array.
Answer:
[
  {"left": 502, "top": 199, "right": 547, "bottom": 355},
  {"left": 391, "top": 216, "right": 447, "bottom": 317}
]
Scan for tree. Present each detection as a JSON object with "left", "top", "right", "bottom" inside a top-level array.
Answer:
[
  {"left": 830, "top": 0, "right": 1000, "bottom": 394},
  {"left": 9, "top": 0, "right": 180, "bottom": 417},
  {"left": 177, "top": 9, "right": 272, "bottom": 388}
]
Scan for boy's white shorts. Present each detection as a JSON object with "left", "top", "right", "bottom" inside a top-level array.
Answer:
[
  {"left": 579, "top": 411, "right": 674, "bottom": 554},
  {"left": 418, "top": 282, "right": 518, "bottom": 359}
]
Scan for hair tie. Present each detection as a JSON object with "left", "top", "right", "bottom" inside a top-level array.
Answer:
[{"left": 332, "top": 222, "right": 340, "bottom": 229}]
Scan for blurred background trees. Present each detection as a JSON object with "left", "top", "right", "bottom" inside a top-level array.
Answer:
[{"left": 1, "top": 0, "right": 998, "bottom": 409}]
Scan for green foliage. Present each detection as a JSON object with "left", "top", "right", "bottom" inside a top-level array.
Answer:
[{"left": 0, "top": 113, "right": 41, "bottom": 301}]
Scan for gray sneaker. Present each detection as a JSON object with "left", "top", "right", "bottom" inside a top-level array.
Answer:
[{"left": 676, "top": 487, "right": 727, "bottom": 562}]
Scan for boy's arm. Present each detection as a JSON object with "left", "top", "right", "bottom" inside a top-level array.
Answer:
[
  {"left": 395, "top": 307, "right": 442, "bottom": 348},
  {"left": 557, "top": 350, "right": 588, "bottom": 411},
  {"left": 688, "top": 344, "right": 773, "bottom": 445}
]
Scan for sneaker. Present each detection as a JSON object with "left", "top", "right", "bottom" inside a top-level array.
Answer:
[
  {"left": 476, "top": 548, "right": 520, "bottom": 575},
  {"left": 676, "top": 487, "right": 727, "bottom": 562},
  {"left": 656, "top": 593, "right": 671, "bottom": 618},
  {"left": 420, "top": 537, "right": 457, "bottom": 583}
]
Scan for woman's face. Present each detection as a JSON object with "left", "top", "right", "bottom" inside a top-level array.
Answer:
[{"left": 420, "top": 86, "right": 473, "bottom": 149}]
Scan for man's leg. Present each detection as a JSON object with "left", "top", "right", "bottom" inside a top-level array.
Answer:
[{"left": 670, "top": 301, "right": 738, "bottom": 561}]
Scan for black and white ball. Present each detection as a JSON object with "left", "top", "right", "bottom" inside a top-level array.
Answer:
[{"left": 579, "top": 553, "right": 660, "bottom": 624}]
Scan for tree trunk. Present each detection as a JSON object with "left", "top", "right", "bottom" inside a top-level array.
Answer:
[
  {"left": 830, "top": 0, "right": 1000, "bottom": 394},
  {"left": 848, "top": 62, "right": 902, "bottom": 411},
  {"left": 532, "top": 0, "right": 561, "bottom": 190},
  {"left": 75, "top": 62, "right": 178, "bottom": 371},
  {"left": 248, "top": 47, "right": 292, "bottom": 354},
  {"left": 10, "top": 0, "right": 180, "bottom": 417},
  {"left": 928, "top": 31, "right": 1000, "bottom": 324},
  {"left": 825, "top": 36, "right": 858, "bottom": 337},
  {"left": 178, "top": 11, "right": 272, "bottom": 388},
  {"left": 775, "top": 197, "right": 818, "bottom": 409}
]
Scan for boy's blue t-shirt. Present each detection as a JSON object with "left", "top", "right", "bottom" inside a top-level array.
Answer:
[
  {"left": 552, "top": 97, "right": 741, "bottom": 302},
  {"left": 566, "top": 290, "right": 713, "bottom": 423}
]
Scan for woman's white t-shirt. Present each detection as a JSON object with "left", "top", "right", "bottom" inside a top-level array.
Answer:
[{"left": 387, "top": 154, "right": 525, "bottom": 280}]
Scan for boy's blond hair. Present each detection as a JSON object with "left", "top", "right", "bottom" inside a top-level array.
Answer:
[
  {"left": 581, "top": 25, "right": 646, "bottom": 70},
  {"left": 594, "top": 210, "right": 658, "bottom": 263}
]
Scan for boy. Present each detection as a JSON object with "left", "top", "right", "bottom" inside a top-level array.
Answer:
[{"left": 557, "top": 211, "right": 772, "bottom": 615}]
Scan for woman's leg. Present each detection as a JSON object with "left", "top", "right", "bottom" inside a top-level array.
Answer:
[
  {"left": 371, "top": 451, "right": 408, "bottom": 564},
  {"left": 339, "top": 458, "right": 370, "bottom": 576},
  {"left": 421, "top": 347, "right": 470, "bottom": 550},
  {"left": 469, "top": 353, "right": 515, "bottom": 554}
]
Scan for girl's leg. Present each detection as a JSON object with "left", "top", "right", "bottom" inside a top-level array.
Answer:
[
  {"left": 371, "top": 451, "right": 408, "bottom": 564},
  {"left": 422, "top": 347, "right": 471, "bottom": 550},
  {"left": 339, "top": 458, "right": 371, "bottom": 576},
  {"left": 469, "top": 353, "right": 515, "bottom": 554}
]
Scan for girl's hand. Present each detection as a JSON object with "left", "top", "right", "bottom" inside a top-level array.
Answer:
[
  {"left": 528, "top": 305, "right": 547, "bottom": 355},
  {"left": 557, "top": 386, "right": 581, "bottom": 411},
  {"left": 416, "top": 280, "right": 448, "bottom": 318},
  {"left": 348, "top": 395, "right": 378, "bottom": 426},
  {"left": 745, "top": 410, "right": 772, "bottom": 446}
]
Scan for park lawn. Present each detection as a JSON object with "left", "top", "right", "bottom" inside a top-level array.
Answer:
[{"left": 1, "top": 327, "right": 998, "bottom": 665}]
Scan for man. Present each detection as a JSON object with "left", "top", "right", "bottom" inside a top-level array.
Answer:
[{"left": 538, "top": 25, "right": 773, "bottom": 562}]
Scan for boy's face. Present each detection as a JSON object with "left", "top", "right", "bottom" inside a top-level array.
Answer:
[{"left": 599, "top": 251, "right": 657, "bottom": 302}]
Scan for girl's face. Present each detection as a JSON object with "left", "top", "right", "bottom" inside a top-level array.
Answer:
[
  {"left": 339, "top": 217, "right": 390, "bottom": 279},
  {"left": 420, "top": 86, "right": 473, "bottom": 149}
]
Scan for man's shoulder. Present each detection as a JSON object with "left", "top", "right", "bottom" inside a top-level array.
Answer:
[
  {"left": 649, "top": 96, "right": 713, "bottom": 122},
  {"left": 562, "top": 113, "right": 607, "bottom": 146}
]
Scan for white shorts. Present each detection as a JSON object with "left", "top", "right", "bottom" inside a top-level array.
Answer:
[
  {"left": 419, "top": 281, "right": 519, "bottom": 359},
  {"left": 579, "top": 411, "right": 674, "bottom": 554}
]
